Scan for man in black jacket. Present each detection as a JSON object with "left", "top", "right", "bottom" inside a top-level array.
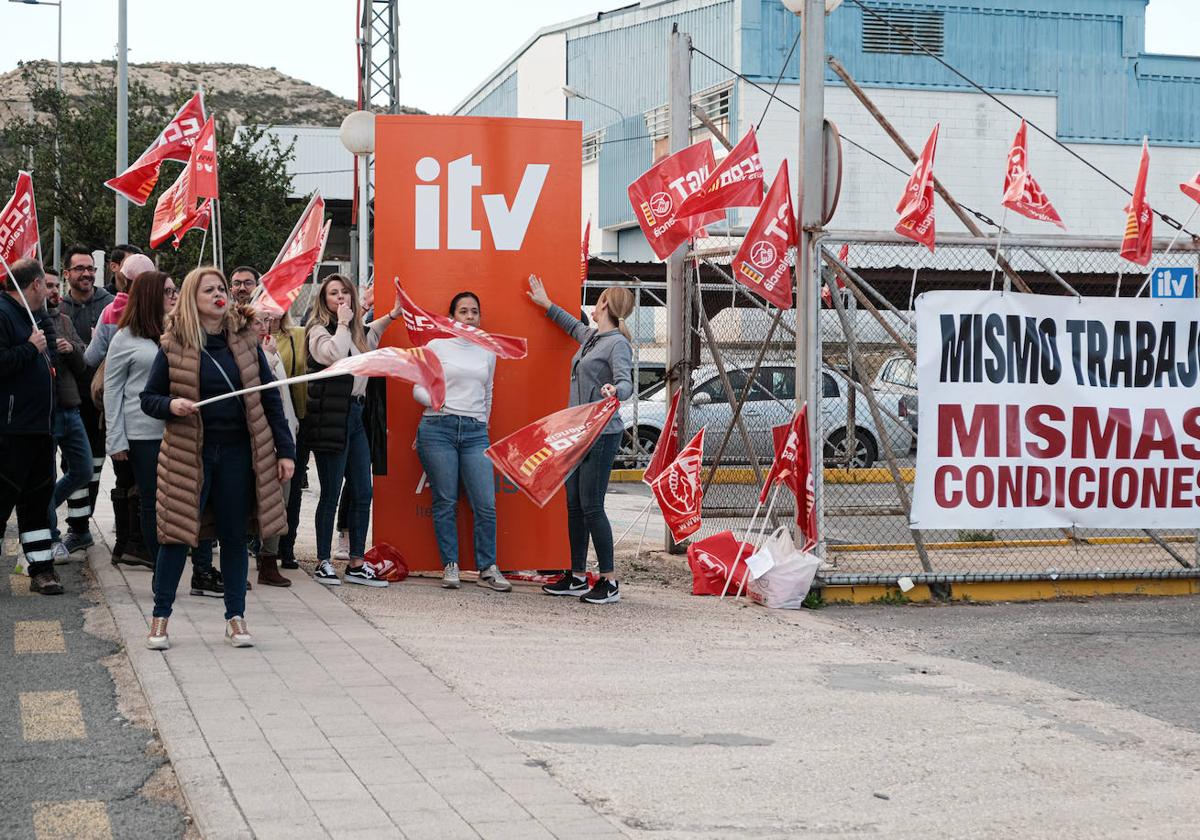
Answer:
[{"left": 0, "top": 258, "right": 61, "bottom": 594}]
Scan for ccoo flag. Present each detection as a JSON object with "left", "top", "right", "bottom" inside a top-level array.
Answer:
[
  {"left": 674, "top": 128, "right": 765, "bottom": 219},
  {"left": 0, "top": 172, "right": 40, "bottom": 267},
  {"left": 106, "top": 92, "right": 205, "bottom": 205},
  {"left": 1120, "top": 138, "right": 1153, "bottom": 266},
  {"left": 895, "top": 124, "right": 939, "bottom": 252},
  {"left": 256, "top": 193, "right": 328, "bottom": 313},
  {"left": 396, "top": 282, "right": 528, "bottom": 359}
]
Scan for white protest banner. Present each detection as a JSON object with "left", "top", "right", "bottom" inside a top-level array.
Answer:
[{"left": 912, "top": 290, "right": 1200, "bottom": 530}]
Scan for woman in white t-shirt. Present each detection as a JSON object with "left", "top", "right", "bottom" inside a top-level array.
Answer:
[{"left": 412, "top": 292, "right": 510, "bottom": 593}]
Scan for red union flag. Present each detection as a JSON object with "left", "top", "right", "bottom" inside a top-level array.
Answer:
[
  {"left": 485, "top": 398, "right": 620, "bottom": 508},
  {"left": 760, "top": 406, "right": 818, "bottom": 550},
  {"left": 1180, "top": 171, "right": 1200, "bottom": 205},
  {"left": 106, "top": 92, "right": 205, "bottom": 206},
  {"left": 650, "top": 428, "right": 705, "bottom": 542},
  {"left": 642, "top": 387, "right": 681, "bottom": 485},
  {"left": 188, "top": 117, "right": 219, "bottom": 201},
  {"left": 627, "top": 141, "right": 724, "bottom": 260},
  {"left": 732, "top": 161, "right": 796, "bottom": 309},
  {"left": 396, "top": 283, "right": 528, "bottom": 360},
  {"left": 0, "top": 172, "right": 39, "bottom": 266},
  {"left": 1001, "top": 121, "right": 1065, "bottom": 229},
  {"left": 322, "top": 346, "right": 445, "bottom": 410},
  {"left": 149, "top": 164, "right": 206, "bottom": 249},
  {"left": 895, "top": 124, "right": 939, "bottom": 252},
  {"left": 257, "top": 193, "right": 327, "bottom": 313},
  {"left": 1120, "top": 138, "right": 1153, "bottom": 266},
  {"left": 674, "top": 128, "right": 765, "bottom": 218}
]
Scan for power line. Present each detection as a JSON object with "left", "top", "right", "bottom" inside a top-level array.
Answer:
[
  {"left": 757, "top": 26, "right": 801, "bottom": 131},
  {"left": 847, "top": 0, "right": 1195, "bottom": 237}
]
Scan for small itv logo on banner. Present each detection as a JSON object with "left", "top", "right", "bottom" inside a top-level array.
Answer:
[{"left": 1151, "top": 267, "right": 1195, "bottom": 299}]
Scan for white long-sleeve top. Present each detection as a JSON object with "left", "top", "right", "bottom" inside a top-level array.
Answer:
[
  {"left": 306, "top": 315, "right": 394, "bottom": 397},
  {"left": 103, "top": 328, "right": 165, "bottom": 454},
  {"left": 412, "top": 337, "right": 496, "bottom": 423}
]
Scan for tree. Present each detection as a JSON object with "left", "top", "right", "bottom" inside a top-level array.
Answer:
[{"left": 0, "top": 63, "right": 303, "bottom": 276}]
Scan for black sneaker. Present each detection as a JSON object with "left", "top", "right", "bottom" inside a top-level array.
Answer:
[
  {"left": 279, "top": 556, "right": 300, "bottom": 570},
  {"left": 345, "top": 563, "right": 388, "bottom": 588},
  {"left": 190, "top": 567, "right": 225, "bottom": 597},
  {"left": 580, "top": 577, "right": 620, "bottom": 605},
  {"left": 542, "top": 573, "right": 588, "bottom": 596}
]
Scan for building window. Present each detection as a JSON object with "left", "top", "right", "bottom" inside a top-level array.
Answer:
[
  {"left": 862, "top": 8, "right": 944, "bottom": 56},
  {"left": 582, "top": 129, "right": 604, "bottom": 165},
  {"left": 644, "top": 81, "right": 733, "bottom": 159}
]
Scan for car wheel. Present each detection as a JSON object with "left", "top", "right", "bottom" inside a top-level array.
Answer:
[
  {"left": 617, "top": 425, "right": 659, "bottom": 469},
  {"left": 824, "top": 428, "right": 878, "bottom": 469}
]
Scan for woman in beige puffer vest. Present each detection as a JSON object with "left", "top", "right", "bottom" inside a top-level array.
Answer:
[{"left": 138, "top": 267, "right": 296, "bottom": 651}]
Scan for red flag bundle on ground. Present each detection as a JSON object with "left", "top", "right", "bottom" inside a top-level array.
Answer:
[
  {"left": 650, "top": 428, "right": 705, "bottom": 542},
  {"left": 257, "top": 194, "right": 328, "bottom": 313},
  {"left": 731, "top": 161, "right": 796, "bottom": 309},
  {"left": 106, "top": 92, "right": 205, "bottom": 205},
  {"left": 1121, "top": 139, "right": 1153, "bottom": 266},
  {"left": 627, "top": 141, "right": 725, "bottom": 260},
  {"left": 1001, "top": 121, "right": 1065, "bottom": 228},
  {"left": 188, "top": 117, "right": 219, "bottom": 201},
  {"left": 642, "top": 388, "right": 681, "bottom": 485},
  {"left": 396, "top": 283, "right": 528, "bottom": 360},
  {"left": 895, "top": 124, "right": 939, "bottom": 252},
  {"left": 1180, "top": 171, "right": 1200, "bottom": 205},
  {"left": 485, "top": 398, "right": 620, "bottom": 508},
  {"left": 0, "top": 172, "right": 39, "bottom": 266},
  {"left": 685, "top": 530, "right": 754, "bottom": 596},
  {"left": 580, "top": 218, "right": 590, "bottom": 283},
  {"left": 760, "top": 406, "right": 818, "bottom": 550},
  {"left": 674, "top": 128, "right": 765, "bottom": 218},
  {"left": 322, "top": 347, "right": 445, "bottom": 410}
]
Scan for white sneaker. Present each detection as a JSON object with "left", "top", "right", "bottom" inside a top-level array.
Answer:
[
  {"left": 226, "top": 616, "right": 254, "bottom": 648},
  {"left": 477, "top": 565, "right": 512, "bottom": 592},
  {"left": 51, "top": 541, "right": 70, "bottom": 566},
  {"left": 441, "top": 562, "right": 460, "bottom": 589},
  {"left": 146, "top": 617, "right": 169, "bottom": 651},
  {"left": 314, "top": 559, "right": 341, "bottom": 586},
  {"left": 333, "top": 531, "right": 350, "bottom": 561}
]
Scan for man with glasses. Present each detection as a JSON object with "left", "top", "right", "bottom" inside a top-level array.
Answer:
[
  {"left": 56, "top": 244, "right": 114, "bottom": 555},
  {"left": 229, "top": 266, "right": 260, "bottom": 307}
]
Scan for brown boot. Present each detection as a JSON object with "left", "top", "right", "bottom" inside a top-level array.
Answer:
[{"left": 257, "top": 553, "right": 292, "bottom": 587}]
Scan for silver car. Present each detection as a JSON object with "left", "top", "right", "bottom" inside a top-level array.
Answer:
[{"left": 617, "top": 365, "right": 911, "bottom": 469}]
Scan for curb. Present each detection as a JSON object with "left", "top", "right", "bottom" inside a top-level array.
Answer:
[
  {"left": 820, "top": 576, "right": 1200, "bottom": 604},
  {"left": 89, "top": 548, "right": 252, "bottom": 840}
]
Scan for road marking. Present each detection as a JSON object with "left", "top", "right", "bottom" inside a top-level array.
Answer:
[
  {"left": 20, "top": 690, "right": 86, "bottom": 741},
  {"left": 14, "top": 620, "right": 66, "bottom": 654},
  {"left": 32, "top": 800, "right": 113, "bottom": 840},
  {"left": 9, "top": 573, "right": 32, "bottom": 596}
]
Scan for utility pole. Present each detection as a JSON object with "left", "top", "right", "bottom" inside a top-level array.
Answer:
[
  {"left": 665, "top": 23, "right": 691, "bottom": 551},
  {"left": 796, "top": 0, "right": 826, "bottom": 552},
  {"left": 115, "top": 0, "right": 128, "bottom": 244}
]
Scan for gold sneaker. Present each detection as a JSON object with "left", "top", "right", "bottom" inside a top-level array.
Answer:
[
  {"left": 225, "top": 617, "right": 254, "bottom": 648},
  {"left": 146, "top": 617, "right": 169, "bottom": 651}
]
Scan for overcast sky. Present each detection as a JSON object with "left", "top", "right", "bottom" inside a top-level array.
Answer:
[{"left": 0, "top": 0, "right": 1195, "bottom": 115}]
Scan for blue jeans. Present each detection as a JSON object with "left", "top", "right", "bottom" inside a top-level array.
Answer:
[
  {"left": 127, "top": 439, "right": 161, "bottom": 562},
  {"left": 565, "top": 431, "right": 621, "bottom": 575},
  {"left": 314, "top": 401, "right": 372, "bottom": 561},
  {"left": 48, "top": 407, "right": 93, "bottom": 541},
  {"left": 416, "top": 414, "right": 497, "bottom": 570},
  {"left": 153, "top": 439, "right": 253, "bottom": 620}
]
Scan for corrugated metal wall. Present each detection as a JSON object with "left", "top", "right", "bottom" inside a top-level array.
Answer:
[
  {"left": 464, "top": 72, "right": 518, "bottom": 118},
  {"left": 599, "top": 115, "right": 653, "bottom": 229}
]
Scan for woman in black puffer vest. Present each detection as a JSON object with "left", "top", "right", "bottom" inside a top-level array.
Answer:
[{"left": 303, "top": 274, "right": 401, "bottom": 587}]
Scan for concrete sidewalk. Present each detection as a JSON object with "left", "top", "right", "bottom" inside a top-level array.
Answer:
[{"left": 93, "top": 542, "right": 624, "bottom": 839}]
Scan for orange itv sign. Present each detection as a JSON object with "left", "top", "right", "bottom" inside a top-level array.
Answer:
[{"left": 373, "top": 116, "right": 582, "bottom": 572}]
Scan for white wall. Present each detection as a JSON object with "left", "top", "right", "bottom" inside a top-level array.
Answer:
[
  {"left": 516, "top": 32, "right": 566, "bottom": 120},
  {"left": 742, "top": 82, "right": 1200, "bottom": 240}
]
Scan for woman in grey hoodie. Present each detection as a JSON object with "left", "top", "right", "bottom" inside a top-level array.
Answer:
[{"left": 526, "top": 276, "right": 634, "bottom": 605}]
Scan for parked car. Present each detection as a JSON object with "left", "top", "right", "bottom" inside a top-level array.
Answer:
[
  {"left": 617, "top": 364, "right": 911, "bottom": 469},
  {"left": 872, "top": 354, "right": 918, "bottom": 443}
]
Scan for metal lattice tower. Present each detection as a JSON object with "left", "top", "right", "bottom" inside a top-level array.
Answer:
[{"left": 360, "top": 0, "right": 400, "bottom": 113}]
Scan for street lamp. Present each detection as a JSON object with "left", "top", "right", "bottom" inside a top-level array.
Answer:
[
  {"left": 339, "top": 110, "right": 375, "bottom": 289},
  {"left": 562, "top": 85, "right": 625, "bottom": 122},
  {"left": 10, "top": 0, "right": 62, "bottom": 269}
]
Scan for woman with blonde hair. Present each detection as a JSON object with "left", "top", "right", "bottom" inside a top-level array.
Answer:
[
  {"left": 525, "top": 278, "right": 634, "bottom": 605},
  {"left": 140, "top": 267, "right": 295, "bottom": 650},
  {"left": 304, "top": 274, "right": 402, "bottom": 586}
]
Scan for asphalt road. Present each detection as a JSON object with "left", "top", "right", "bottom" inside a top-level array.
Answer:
[
  {"left": 826, "top": 596, "right": 1200, "bottom": 734},
  {"left": 0, "top": 554, "right": 187, "bottom": 839}
]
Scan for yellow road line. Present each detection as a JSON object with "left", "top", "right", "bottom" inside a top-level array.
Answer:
[
  {"left": 9, "top": 573, "right": 32, "bottom": 596},
  {"left": 14, "top": 620, "right": 65, "bottom": 654},
  {"left": 611, "top": 466, "right": 916, "bottom": 484},
  {"left": 32, "top": 800, "right": 113, "bottom": 840},
  {"left": 20, "top": 691, "right": 86, "bottom": 741}
]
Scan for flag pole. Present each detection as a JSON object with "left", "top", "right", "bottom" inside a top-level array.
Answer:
[
  {"left": 1134, "top": 204, "right": 1199, "bottom": 297},
  {"left": 0, "top": 252, "right": 41, "bottom": 328},
  {"left": 987, "top": 207, "right": 1009, "bottom": 292},
  {"left": 733, "top": 482, "right": 784, "bottom": 599},
  {"left": 719, "top": 487, "right": 769, "bottom": 600},
  {"left": 611, "top": 498, "right": 655, "bottom": 547},
  {"left": 192, "top": 367, "right": 342, "bottom": 408},
  {"left": 634, "top": 505, "right": 654, "bottom": 562},
  {"left": 196, "top": 225, "right": 209, "bottom": 270}
]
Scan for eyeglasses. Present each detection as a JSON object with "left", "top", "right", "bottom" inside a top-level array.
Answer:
[
  {"left": 230, "top": 279, "right": 258, "bottom": 288},
  {"left": 163, "top": 287, "right": 179, "bottom": 297},
  {"left": 68, "top": 266, "right": 96, "bottom": 274}
]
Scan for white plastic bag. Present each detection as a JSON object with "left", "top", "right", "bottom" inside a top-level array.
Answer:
[{"left": 747, "top": 526, "right": 820, "bottom": 610}]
